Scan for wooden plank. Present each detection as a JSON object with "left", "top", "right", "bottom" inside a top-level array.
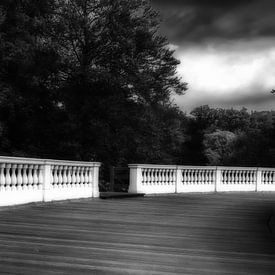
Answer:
[{"left": 0, "top": 193, "right": 275, "bottom": 274}]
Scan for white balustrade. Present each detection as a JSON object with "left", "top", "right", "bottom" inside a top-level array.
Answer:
[
  {"left": 177, "top": 166, "right": 216, "bottom": 193},
  {"left": 0, "top": 156, "right": 100, "bottom": 206},
  {"left": 216, "top": 167, "right": 257, "bottom": 192},
  {"left": 129, "top": 164, "right": 275, "bottom": 195},
  {"left": 257, "top": 168, "right": 275, "bottom": 191},
  {"left": 129, "top": 164, "right": 177, "bottom": 194}
]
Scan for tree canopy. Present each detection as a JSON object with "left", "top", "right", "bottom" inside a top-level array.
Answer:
[{"left": 0, "top": 0, "right": 187, "bottom": 167}]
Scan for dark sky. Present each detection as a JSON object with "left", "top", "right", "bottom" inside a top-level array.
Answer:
[{"left": 152, "top": 0, "right": 275, "bottom": 112}]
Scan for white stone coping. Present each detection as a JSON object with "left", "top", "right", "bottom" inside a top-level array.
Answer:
[
  {"left": 128, "top": 164, "right": 178, "bottom": 169},
  {"left": 128, "top": 164, "right": 275, "bottom": 171},
  {"left": 0, "top": 156, "right": 101, "bottom": 167}
]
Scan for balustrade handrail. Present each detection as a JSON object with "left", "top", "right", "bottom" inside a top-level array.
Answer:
[
  {"left": 128, "top": 164, "right": 178, "bottom": 169},
  {"left": 0, "top": 156, "right": 101, "bottom": 167},
  {"left": 129, "top": 164, "right": 275, "bottom": 170}
]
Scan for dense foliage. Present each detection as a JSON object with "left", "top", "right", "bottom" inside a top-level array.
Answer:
[
  {"left": 0, "top": 0, "right": 186, "bottom": 167},
  {"left": 186, "top": 106, "right": 275, "bottom": 167}
]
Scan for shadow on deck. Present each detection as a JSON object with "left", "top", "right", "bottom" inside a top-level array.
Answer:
[{"left": 1, "top": 193, "right": 275, "bottom": 274}]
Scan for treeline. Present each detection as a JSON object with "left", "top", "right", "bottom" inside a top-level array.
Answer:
[
  {"left": 183, "top": 106, "right": 275, "bottom": 167},
  {"left": 0, "top": 0, "right": 274, "bottom": 174}
]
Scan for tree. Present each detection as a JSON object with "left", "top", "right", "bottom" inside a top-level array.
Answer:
[
  {"left": 0, "top": 0, "right": 187, "bottom": 168},
  {"left": 47, "top": 0, "right": 187, "bottom": 162},
  {"left": 203, "top": 130, "right": 237, "bottom": 165},
  {"left": 0, "top": 0, "right": 65, "bottom": 157}
]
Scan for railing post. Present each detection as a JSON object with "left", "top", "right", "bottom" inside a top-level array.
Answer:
[
  {"left": 43, "top": 162, "right": 52, "bottom": 202},
  {"left": 92, "top": 165, "right": 100, "bottom": 198},
  {"left": 128, "top": 165, "right": 142, "bottom": 193},
  {"left": 176, "top": 166, "right": 181, "bottom": 194},
  {"left": 215, "top": 166, "right": 222, "bottom": 192},
  {"left": 256, "top": 168, "right": 262, "bottom": 192}
]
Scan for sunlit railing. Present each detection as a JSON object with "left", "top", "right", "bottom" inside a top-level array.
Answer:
[
  {"left": 128, "top": 164, "right": 275, "bottom": 194},
  {"left": 0, "top": 156, "right": 100, "bottom": 206}
]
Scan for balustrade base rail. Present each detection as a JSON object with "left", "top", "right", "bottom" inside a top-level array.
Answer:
[
  {"left": 0, "top": 156, "right": 100, "bottom": 207},
  {"left": 128, "top": 164, "right": 275, "bottom": 195}
]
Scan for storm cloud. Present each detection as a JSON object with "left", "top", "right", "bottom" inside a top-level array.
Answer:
[
  {"left": 152, "top": 0, "right": 275, "bottom": 44},
  {"left": 152, "top": 0, "right": 275, "bottom": 112}
]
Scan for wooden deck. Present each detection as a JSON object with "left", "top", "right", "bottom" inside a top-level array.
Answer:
[{"left": 1, "top": 193, "right": 275, "bottom": 274}]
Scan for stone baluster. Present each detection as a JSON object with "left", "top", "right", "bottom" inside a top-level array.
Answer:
[
  {"left": 38, "top": 165, "right": 43, "bottom": 188},
  {"left": 209, "top": 170, "right": 212, "bottom": 184},
  {"left": 154, "top": 169, "right": 157, "bottom": 185},
  {"left": 245, "top": 171, "right": 248, "bottom": 184},
  {"left": 181, "top": 170, "right": 186, "bottom": 185},
  {"left": 167, "top": 170, "right": 171, "bottom": 184},
  {"left": 5, "top": 164, "right": 12, "bottom": 191},
  {"left": 234, "top": 170, "right": 237, "bottom": 184},
  {"left": 190, "top": 170, "right": 194, "bottom": 184},
  {"left": 79, "top": 167, "right": 84, "bottom": 185},
  {"left": 0, "top": 163, "right": 6, "bottom": 190},
  {"left": 242, "top": 170, "right": 245, "bottom": 184},
  {"left": 261, "top": 171, "right": 266, "bottom": 184},
  {"left": 33, "top": 165, "right": 39, "bottom": 189},
  {"left": 159, "top": 169, "right": 164, "bottom": 185},
  {"left": 194, "top": 170, "right": 198, "bottom": 185},
  {"left": 209, "top": 170, "right": 213, "bottom": 184},
  {"left": 267, "top": 171, "right": 271, "bottom": 184},
  {"left": 28, "top": 165, "right": 34, "bottom": 189},
  {"left": 162, "top": 169, "right": 166, "bottom": 185},
  {"left": 50, "top": 165, "right": 54, "bottom": 184},
  {"left": 152, "top": 169, "right": 156, "bottom": 185},
  {"left": 11, "top": 164, "right": 17, "bottom": 191},
  {"left": 271, "top": 172, "right": 275, "bottom": 184},
  {"left": 88, "top": 167, "right": 93, "bottom": 186},
  {"left": 244, "top": 170, "right": 248, "bottom": 184},
  {"left": 83, "top": 167, "right": 88, "bottom": 185},
  {"left": 57, "top": 166, "right": 63, "bottom": 187},
  {"left": 248, "top": 171, "right": 252, "bottom": 184},
  {"left": 166, "top": 170, "right": 169, "bottom": 185},
  {"left": 67, "top": 166, "right": 73, "bottom": 187},
  {"left": 53, "top": 165, "right": 59, "bottom": 187},
  {"left": 187, "top": 170, "right": 190, "bottom": 184},
  {"left": 266, "top": 172, "right": 269, "bottom": 184},
  {"left": 223, "top": 171, "right": 227, "bottom": 184},
  {"left": 156, "top": 169, "right": 161, "bottom": 185},
  {"left": 245, "top": 170, "right": 249, "bottom": 184},
  {"left": 143, "top": 169, "right": 147, "bottom": 185},
  {"left": 175, "top": 169, "right": 179, "bottom": 190},
  {"left": 72, "top": 166, "right": 77, "bottom": 186},
  {"left": 167, "top": 170, "right": 171, "bottom": 185},
  {"left": 22, "top": 165, "right": 28, "bottom": 190},
  {"left": 249, "top": 171, "right": 253, "bottom": 184},
  {"left": 205, "top": 170, "right": 209, "bottom": 184},
  {"left": 201, "top": 170, "right": 205, "bottom": 185},
  {"left": 153, "top": 170, "right": 157, "bottom": 185},
  {"left": 171, "top": 169, "right": 175, "bottom": 185},
  {"left": 147, "top": 169, "right": 151, "bottom": 185},
  {"left": 76, "top": 166, "right": 81, "bottom": 185},
  {"left": 17, "top": 164, "right": 23, "bottom": 190},
  {"left": 188, "top": 170, "right": 192, "bottom": 184},
  {"left": 198, "top": 170, "right": 202, "bottom": 185},
  {"left": 228, "top": 171, "right": 232, "bottom": 184},
  {"left": 241, "top": 170, "right": 244, "bottom": 184},
  {"left": 63, "top": 166, "right": 68, "bottom": 186}
]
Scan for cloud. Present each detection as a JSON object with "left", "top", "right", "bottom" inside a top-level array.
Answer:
[
  {"left": 173, "top": 39, "right": 275, "bottom": 112},
  {"left": 152, "top": 0, "right": 275, "bottom": 112},
  {"left": 152, "top": 0, "right": 275, "bottom": 44}
]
